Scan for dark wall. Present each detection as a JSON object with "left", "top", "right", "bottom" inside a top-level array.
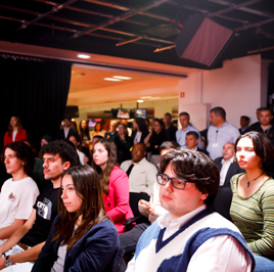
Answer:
[{"left": 0, "top": 56, "right": 71, "bottom": 152}]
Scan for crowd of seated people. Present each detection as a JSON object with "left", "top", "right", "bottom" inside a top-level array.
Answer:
[{"left": 0, "top": 106, "right": 273, "bottom": 271}]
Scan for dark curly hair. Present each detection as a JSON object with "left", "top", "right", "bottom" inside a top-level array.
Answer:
[{"left": 40, "top": 140, "right": 80, "bottom": 167}]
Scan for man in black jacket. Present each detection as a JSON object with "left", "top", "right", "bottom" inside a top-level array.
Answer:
[{"left": 213, "top": 142, "right": 244, "bottom": 220}]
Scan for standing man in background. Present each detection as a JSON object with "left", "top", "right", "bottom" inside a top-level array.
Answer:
[{"left": 207, "top": 107, "right": 240, "bottom": 160}]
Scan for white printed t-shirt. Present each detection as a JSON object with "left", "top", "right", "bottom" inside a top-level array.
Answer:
[{"left": 0, "top": 177, "right": 39, "bottom": 229}]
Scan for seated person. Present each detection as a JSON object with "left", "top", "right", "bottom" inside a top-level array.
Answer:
[
  {"left": 68, "top": 134, "right": 89, "bottom": 165},
  {"left": 230, "top": 132, "right": 274, "bottom": 270},
  {"left": 185, "top": 131, "right": 208, "bottom": 155},
  {"left": 32, "top": 165, "right": 123, "bottom": 271},
  {"left": 213, "top": 142, "right": 244, "bottom": 220},
  {"left": 0, "top": 140, "right": 79, "bottom": 271},
  {"left": 0, "top": 142, "right": 39, "bottom": 243},
  {"left": 126, "top": 149, "right": 254, "bottom": 272},
  {"left": 92, "top": 139, "right": 133, "bottom": 234},
  {"left": 120, "top": 143, "right": 157, "bottom": 196},
  {"left": 120, "top": 141, "right": 179, "bottom": 260}
]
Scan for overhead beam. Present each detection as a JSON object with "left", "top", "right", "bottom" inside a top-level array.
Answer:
[{"left": 72, "top": 0, "right": 172, "bottom": 38}]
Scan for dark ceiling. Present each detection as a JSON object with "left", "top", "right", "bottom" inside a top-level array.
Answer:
[{"left": 0, "top": 0, "right": 274, "bottom": 69}]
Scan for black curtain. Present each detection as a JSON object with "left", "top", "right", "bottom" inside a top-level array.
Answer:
[
  {"left": 268, "top": 62, "right": 274, "bottom": 114},
  {"left": 0, "top": 56, "right": 71, "bottom": 152}
]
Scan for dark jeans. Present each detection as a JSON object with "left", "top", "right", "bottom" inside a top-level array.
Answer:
[{"left": 119, "top": 222, "right": 150, "bottom": 259}]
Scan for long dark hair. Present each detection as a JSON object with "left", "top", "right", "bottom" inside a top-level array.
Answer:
[
  {"left": 92, "top": 139, "right": 117, "bottom": 195},
  {"left": 134, "top": 117, "right": 148, "bottom": 133},
  {"left": 235, "top": 131, "right": 274, "bottom": 174},
  {"left": 53, "top": 165, "right": 107, "bottom": 251},
  {"left": 8, "top": 116, "right": 23, "bottom": 136}
]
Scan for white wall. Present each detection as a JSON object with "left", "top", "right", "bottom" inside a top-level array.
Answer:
[{"left": 178, "top": 55, "right": 267, "bottom": 130}]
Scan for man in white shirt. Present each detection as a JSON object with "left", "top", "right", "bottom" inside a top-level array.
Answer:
[
  {"left": 176, "top": 112, "right": 201, "bottom": 148},
  {"left": 207, "top": 107, "right": 240, "bottom": 160},
  {"left": 126, "top": 149, "right": 254, "bottom": 272},
  {"left": 213, "top": 142, "right": 244, "bottom": 220},
  {"left": 120, "top": 143, "right": 157, "bottom": 196}
]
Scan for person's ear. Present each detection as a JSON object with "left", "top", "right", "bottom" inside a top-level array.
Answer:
[
  {"left": 201, "top": 193, "right": 208, "bottom": 201},
  {"left": 63, "top": 161, "right": 71, "bottom": 171}
]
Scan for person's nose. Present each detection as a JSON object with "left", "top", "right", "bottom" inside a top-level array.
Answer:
[
  {"left": 61, "top": 189, "right": 67, "bottom": 199},
  {"left": 164, "top": 179, "right": 173, "bottom": 192}
]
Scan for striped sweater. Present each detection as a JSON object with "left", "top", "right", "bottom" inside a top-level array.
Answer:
[
  {"left": 230, "top": 173, "right": 274, "bottom": 258},
  {"left": 127, "top": 208, "right": 254, "bottom": 271}
]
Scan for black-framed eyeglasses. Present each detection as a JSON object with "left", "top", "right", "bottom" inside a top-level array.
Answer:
[{"left": 156, "top": 173, "right": 194, "bottom": 190}]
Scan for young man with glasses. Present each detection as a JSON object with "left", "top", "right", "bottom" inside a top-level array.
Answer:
[{"left": 126, "top": 150, "right": 254, "bottom": 272}]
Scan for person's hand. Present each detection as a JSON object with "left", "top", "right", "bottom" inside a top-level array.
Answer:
[
  {"left": 147, "top": 203, "right": 156, "bottom": 216},
  {"left": 139, "top": 200, "right": 155, "bottom": 215},
  {"left": 0, "top": 257, "right": 6, "bottom": 270}
]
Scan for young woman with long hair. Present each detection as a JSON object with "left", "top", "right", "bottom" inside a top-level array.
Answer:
[
  {"left": 92, "top": 139, "right": 133, "bottom": 234},
  {"left": 230, "top": 131, "right": 274, "bottom": 271},
  {"left": 144, "top": 118, "right": 167, "bottom": 167},
  {"left": 3, "top": 116, "right": 27, "bottom": 147},
  {"left": 113, "top": 123, "right": 132, "bottom": 164},
  {"left": 131, "top": 117, "right": 149, "bottom": 145},
  {"left": 32, "top": 165, "right": 122, "bottom": 271}
]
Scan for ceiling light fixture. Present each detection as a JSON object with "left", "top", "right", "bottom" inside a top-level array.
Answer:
[
  {"left": 137, "top": 99, "right": 144, "bottom": 103},
  {"left": 104, "top": 77, "right": 122, "bottom": 82},
  {"left": 113, "top": 76, "right": 132, "bottom": 80},
  {"left": 77, "top": 54, "right": 91, "bottom": 59}
]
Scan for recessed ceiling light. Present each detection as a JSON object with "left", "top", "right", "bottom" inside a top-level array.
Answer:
[
  {"left": 77, "top": 54, "right": 91, "bottom": 59},
  {"left": 104, "top": 77, "right": 122, "bottom": 82},
  {"left": 141, "top": 96, "right": 152, "bottom": 99},
  {"left": 113, "top": 76, "right": 132, "bottom": 80},
  {"left": 137, "top": 99, "right": 144, "bottom": 103}
]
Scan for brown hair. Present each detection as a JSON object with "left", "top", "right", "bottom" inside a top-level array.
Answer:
[
  {"left": 92, "top": 139, "right": 117, "bottom": 195},
  {"left": 53, "top": 165, "right": 107, "bottom": 251},
  {"left": 159, "top": 149, "right": 219, "bottom": 207},
  {"left": 235, "top": 131, "right": 274, "bottom": 175}
]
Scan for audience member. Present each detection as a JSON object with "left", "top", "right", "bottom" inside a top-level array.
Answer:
[
  {"left": 92, "top": 139, "right": 133, "bottom": 234},
  {"left": 213, "top": 142, "right": 244, "bottom": 220},
  {"left": 131, "top": 118, "right": 149, "bottom": 145},
  {"left": 126, "top": 149, "right": 254, "bottom": 271},
  {"left": 247, "top": 107, "right": 274, "bottom": 145},
  {"left": 40, "top": 135, "right": 52, "bottom": 148},
  {"left": 239, "top": 115, "right": 250, "bottom": 134},
  {"left": 121, "top": 119, "right": 132, "bottom": 137},
  {"left": 119, "top": 141, "right": 178, "bottom": 261},
  {"left": 3, "top": 116, "right": 27, "bottom": 147},
  {"left": 56, "top": 115, "right": 78, "bottom": 140},
  {"left": 104, "top": 122, "right": 118, "bottom": 141},
  {"left": 0, "top": 142, "right": 39, "bottom": 243},
  {"left": 144, "top": 118, "right": 167, "bottom": 167},
  {"left": 230, "top": 132, "right": 274, "bottom": 270},
  {"left": 69, "top": 134, "right": 89, "bottom": 165},
  {"left": 176, "top": 112, "right": 201, "bottom": 148},
  {"left": 90, "top": 122, "right": 105, "bottom": 139},
  {"left": 185, "top": 131, "right": 208, "bottom": 155},
  {"left": 32, "top": 165, "right": 123, "bottom": 271},
  {"left": 163, "top": 113, "right": 177, "bottom": 142},
  {"left": 207, "top": 107, "right": 240, "bottom": 160},
  {"left": 0, "top": 140, "right": 79, "bottom": 271},
  {"left": 120, "top": 143, "right": 157, "bottom": 196},
  {"left": 79, "top": 119, "right": 91, "bottom": 157},
  {"left": 113, "top": 123, "right": 132, "bottom": 164}
]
